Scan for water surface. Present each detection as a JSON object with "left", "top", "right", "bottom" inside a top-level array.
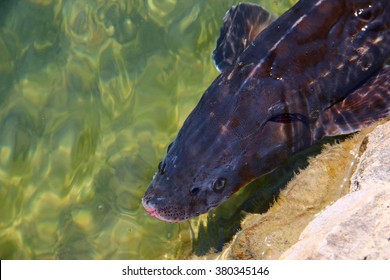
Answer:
[{"left": 0, "top": 0, "right": 295, "bottom": 259}]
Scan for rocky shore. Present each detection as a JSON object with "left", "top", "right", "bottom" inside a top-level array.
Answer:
[{"left": 199, "top": 121, "right": 389, "bottom": 260}]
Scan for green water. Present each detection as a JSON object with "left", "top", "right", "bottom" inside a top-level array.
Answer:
[{"left": 0, "top": 0, "right": 295, "bottom": 259}]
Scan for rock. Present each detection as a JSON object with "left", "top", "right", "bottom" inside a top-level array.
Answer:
[{"left": 281, "top": 121, "right": 390, "bottom": 260}]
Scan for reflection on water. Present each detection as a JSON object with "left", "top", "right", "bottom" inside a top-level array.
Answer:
[{"left": 0, "top": 0, "right": 295, "bottom": 259}]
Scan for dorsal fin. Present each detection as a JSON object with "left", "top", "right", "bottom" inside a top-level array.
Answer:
[{"left": 212, "top": 3, "right": 274, "bottom": 73}]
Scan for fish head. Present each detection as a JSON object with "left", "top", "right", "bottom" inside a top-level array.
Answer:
[{"left": 142, "top": 76, "right": 309, "bottom": 222}]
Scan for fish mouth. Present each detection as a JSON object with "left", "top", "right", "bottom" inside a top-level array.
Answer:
[{"left": 141, "top": 197, "right": 187, "bottom": 223}]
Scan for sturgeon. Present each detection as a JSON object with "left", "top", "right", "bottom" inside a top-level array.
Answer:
[{"left": 142, "top": 0, "right": 390, "bottom": 222}]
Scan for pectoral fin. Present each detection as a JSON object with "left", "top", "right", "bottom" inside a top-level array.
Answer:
[
  {"left": 269, "top": 113, "right": 308, "bottom": 125},
  {"left": 212, "top": 3, "right": 273, "bottom": 73},
  {"left": 320, "top": 66, "right": 389, "bottom": 137}
]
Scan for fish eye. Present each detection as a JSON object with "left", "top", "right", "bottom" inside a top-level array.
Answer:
[
  {"left": 212, "top": 177, "right": 227, "bottom": 191},
  {"left": 190, "top": 187, "right": 200, "bottom": 195},
  {"left": 158, "top": 160, "right": 167, "bottom": 175},
  {"left": 354, "top": 7, "right": 374, "bottom": 22},
  {"left": 167, "top": 142, "right": 173, "bottom": 153}
]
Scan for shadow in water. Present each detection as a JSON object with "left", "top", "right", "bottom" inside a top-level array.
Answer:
[{"left": 0, "top": 0, "right": 17, "bottom": 27}]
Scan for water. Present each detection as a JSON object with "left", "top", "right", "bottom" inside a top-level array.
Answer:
[{"left": 0, "top": 0, "right": 296, "bottom": 259}]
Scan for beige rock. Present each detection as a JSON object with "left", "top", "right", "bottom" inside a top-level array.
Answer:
[{"left": 281, "top": 121, "right": 390, "bottom": 260}]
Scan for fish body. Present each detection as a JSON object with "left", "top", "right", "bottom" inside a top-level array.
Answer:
[{"left": 142, "top": 0, "right": 390, "bottom": 222}]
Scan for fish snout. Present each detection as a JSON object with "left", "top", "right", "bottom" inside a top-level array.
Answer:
[{"left": 142, "top": 188, "right": 187, "bottom": 223}]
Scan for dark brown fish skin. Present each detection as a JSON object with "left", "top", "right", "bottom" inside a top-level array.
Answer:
[
  {"left": 142, "top": 0, "right": 390, "bottom": 222},
  {"left": 320, "top": 65, "right": 390, "bottom": 136}
]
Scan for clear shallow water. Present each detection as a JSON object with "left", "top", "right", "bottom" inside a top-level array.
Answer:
[{"left": 0, "top": 0, "right": 295, "bottom": 259}]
